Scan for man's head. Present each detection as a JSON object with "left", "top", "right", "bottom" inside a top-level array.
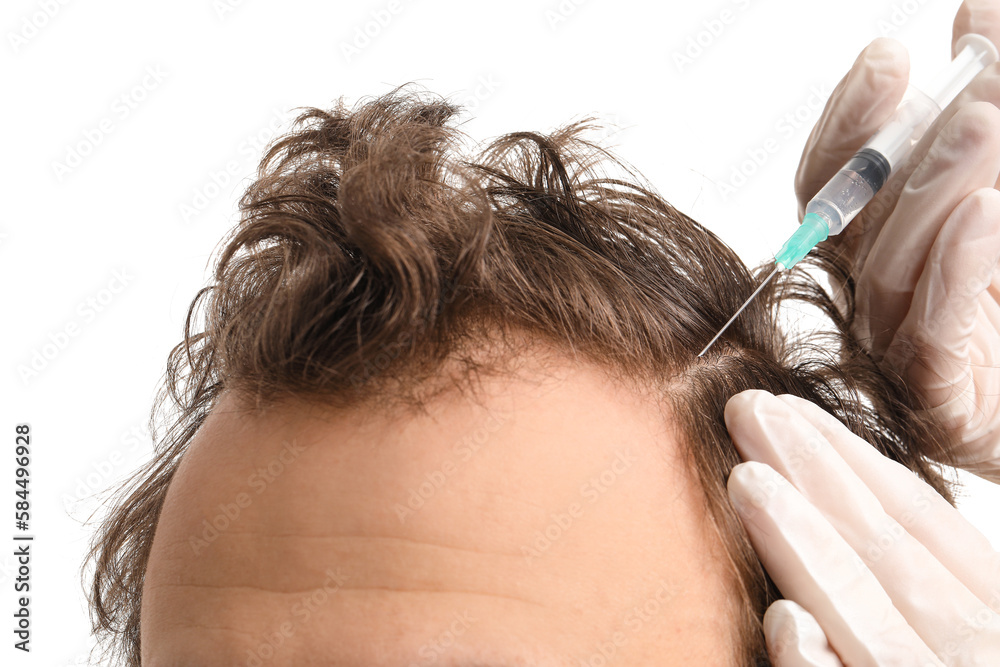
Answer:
[{"left": 86, "top": 86, "right": 955, "bottom": 666}]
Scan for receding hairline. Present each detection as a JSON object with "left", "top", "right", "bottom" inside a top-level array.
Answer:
[{"left": 221, "top": 322, "right": 683, "bottom": 426}]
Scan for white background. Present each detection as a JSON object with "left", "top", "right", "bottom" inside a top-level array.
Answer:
[{"left": 2, "top": 0, "right": 999, "bottom": 664}]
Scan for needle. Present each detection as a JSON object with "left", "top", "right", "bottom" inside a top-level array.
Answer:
[{"left": 697, "top": 266, "right": 780, "bottom": 358}]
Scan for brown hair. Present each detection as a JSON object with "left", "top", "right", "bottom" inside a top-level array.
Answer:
[{"left": 84, "top": 84, "right": 957, "bottom": 666}]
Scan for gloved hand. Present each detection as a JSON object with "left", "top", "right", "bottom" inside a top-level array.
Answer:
[
  {"left": 794, "top": 0, "right": 1000, "bottom": 481},
  {"left": 725, "top": 390, "right": 1000, "bottom": 666}
]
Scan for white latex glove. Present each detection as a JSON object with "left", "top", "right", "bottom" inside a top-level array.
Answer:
[
  {"left": 725, "top": 390, "right": 1000, "bottom": 666},
  {"left": 794, "top": 0, "right": 1000, "bottom": 481}
]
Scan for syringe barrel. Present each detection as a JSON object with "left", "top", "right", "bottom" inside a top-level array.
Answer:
[
  {"left": 860, "top": 86, "right": 941, "bottom": 171},
  {"left": 804, "top": 148, "right": 890, "bottom": 235},
  {"left": 807, "top": 87, "right": 941, "bottom": 235},
  {"left": 804, "top": 34, "right": 998, "bottom": 238}
]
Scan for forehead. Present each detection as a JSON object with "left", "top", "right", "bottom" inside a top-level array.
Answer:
[{"left": 139, "top": 354, "right": 737, "bottom": 665}]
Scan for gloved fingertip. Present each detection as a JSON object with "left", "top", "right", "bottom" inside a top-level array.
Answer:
[
  {"left": 723, "top": 389, "right": 775, "bottom": 429},
  {"left": 764, "top": 600, "right": 841, "bottom": 667},
  {"left": 844, "top": 38, "right": 910, "bottom": 128},
  {"left": 726, "top": 460, "right": 782, "bottom": 510},
  {"left": 860, "top": 37, "right": 909, "bottom": 80},
  {"left": 763, "top": 599, "right": 808, "bottom": 639}
]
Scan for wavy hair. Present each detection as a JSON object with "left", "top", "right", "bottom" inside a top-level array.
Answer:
[{"left": 84, "top": 84, "right": 957, "bottom": 666}]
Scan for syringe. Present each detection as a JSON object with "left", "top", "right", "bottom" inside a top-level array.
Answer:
[{"left": 698, "top": 33, "right": 999, "bottom": 358}]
